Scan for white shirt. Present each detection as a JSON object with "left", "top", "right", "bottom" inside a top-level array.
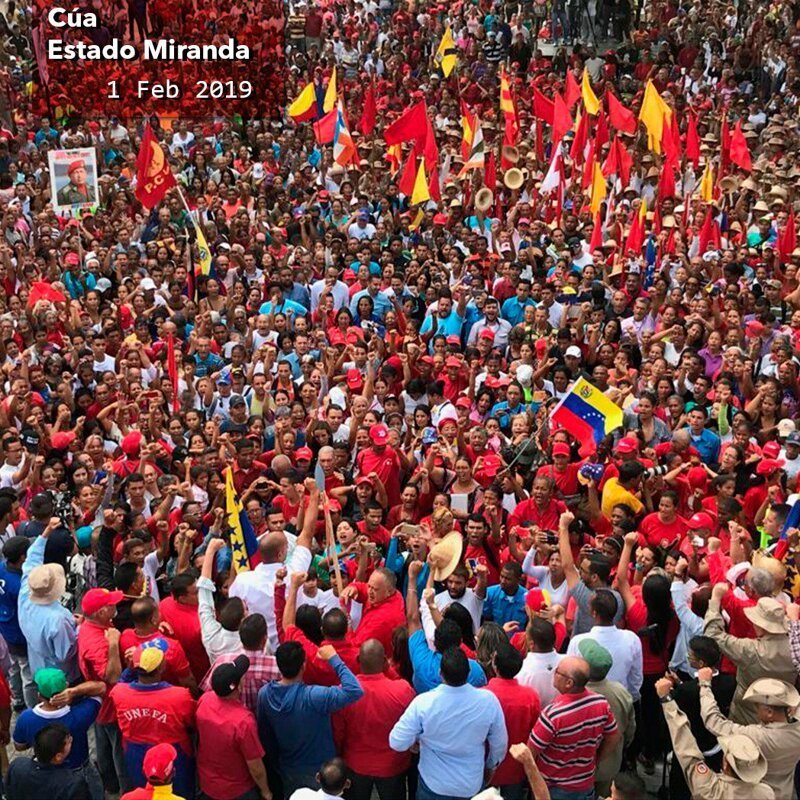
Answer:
[
  {"left": 567, "top": 625, "right": 643, "bottom": 701},
  {"left": 290, "top": 789, "right": 342, "bottom": 800},
  {"left": 521, "top": 552, "right": 570, "bottom": 608},
  {"left": 517, "top": 650, "right": 564, "bottom": 707},
  {"left": 434, "top": 588, "right": 484, "bottom": 634},
  {"left": 229, "top": 545, "right": 312, "bottom": 652}
]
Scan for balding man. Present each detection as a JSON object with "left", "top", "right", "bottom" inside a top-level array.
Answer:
[
  {"left": 332, "top": 641, "right": 415, "bottom": 800},
  {"left": 339, "top": 568, "right": 406, "bottom": 658},
  {"left": 528, "top": 656, "right": 620, "bottom": 799},
  {"left": 229, "top": 482, "right": 318, "bottom": 652}
]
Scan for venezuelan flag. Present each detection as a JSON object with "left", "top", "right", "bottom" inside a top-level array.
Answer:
[
  {"left": 225, "top": 468, "right": 260, "bottom": 573},
  {"left": 550, "top": 378, "right": 623, "bottom": 455}
]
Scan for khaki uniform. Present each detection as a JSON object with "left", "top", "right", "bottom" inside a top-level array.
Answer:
[
  {"left": 588, "top": 677, "right": 636, "bottom": 790},
  {"left": 699, "top": 683, "right": 800, "bottom": 800},
  {"left": 662, "top": 698, "right": 775, "bottom": 800},
  {"left": 704, "top": 600, "right": 796, "bottom": 724}
]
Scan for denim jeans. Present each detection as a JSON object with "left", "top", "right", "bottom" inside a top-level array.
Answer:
[
  {"left": 417, "top": 777, "right": 472, "bottom": 800},
  {"left": 7, "top": 645, "right": 36, "bottom": 709},
  {"left": 549, "top": 787, "right": 595, "bottom": 800},
  {"left": 93, "top": 721, "right": 127, "bottom": 793}
]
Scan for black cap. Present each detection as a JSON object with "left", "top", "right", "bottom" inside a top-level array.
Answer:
[{"left": 211, "top": 655, "right": 250, "bottom": 697}]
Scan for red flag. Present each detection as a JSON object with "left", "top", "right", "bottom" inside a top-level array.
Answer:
[
  {"left": 606, "top": 92, "right": 636, "bottom": 134},
  {"left": 423, "top": 113, "right": 439, "bottom": 170},
  {"left": 720, "top": 115, "right": 731, "bottom": 160},
  {"left": 313, "top": 108, "right": 338, "bottom": 144},
  {"left": 485, "top": 151, "right": 497, "bottom": 192},
  {"left": 384, "top": 102, "right": 428, "bottom": 146},
  {"left": 698, "top": 208, "right": 722, "bottom": 254},
  {"left": 595, "top": 111, "right": 609, "bottom": 152},
  {"left": 167, "top": 333, "right": 180, "bottom": 412},
  {"left": 658, "top": 164, "right": 676, "bottom": 200},
  {"left": 28, "top": 281, "right": 67, "bottom": 307},
  {"left": 428, "top": 166, "right": 441, "bottom": 203},
  {"left": 535, "top": 120, "right": 545, "bottom": 163},
  {"left": 615, "top": 138, "right": 633, "bottom": 188},
  {"left": 135, "top": 123, "right": 176, "bottom": 209},
  {"left": 565, "top": 69, "right": 581, "bottom": 110},
  {"left": 589, "top": 211, "right": 603, "bottom": 252},
  {"left": 533, "top": 88, "right": 554, "bottom": 124},
  {"left": 581, "top": 144, "right": 596, "bottom": 191},
  {"left": 601, "top": 138, "right": 618, "bottom": 179},
  {"left": 685, "top": 114, "right": 700, "bottom": 167},
  {"left": 730, "top": 121, "right": 753, "bottom": 172},
  {"left": 780, "top": 208, "right": 796, "bottom": 262},
  {"left": 358, "top": 85, "right": 377, "bottom": 136},
  {"left": 552, "top": 92, "right": 573, "bottom": 149},
  {"left": 662, "top": 116, "right": 679, "bottom": 169},
  {"left": 398, "top": 149, "right": 418, "bottom": 196},
  {"left": 652, "top": 203, "right": 662, "bottom": 236},
  {"left": 570, "top": 112, "right": 590, "bottom": 165},
  {"left": 625, "top": 209, "right": 644, "bottom": 254}
]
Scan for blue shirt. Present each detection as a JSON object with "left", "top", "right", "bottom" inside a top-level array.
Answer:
[
  {"left": 490, "top": 401, "right": 529, "bottom": 433},
  {"left": 0, "top": 563, "right": 23, "bottom": 646},
  {"left": 483, "top": 584, "right": 528, "bottom": 627},
  {"left": 13, "top": 697, "right": 101, "bottom": 767},
  {"left": 18, "top": 536, "right": 79, "bottom": 682},
  {"left": 408, "top": 629, "right": 486, "bottom": 694},
  {"left": 349, "top": 289, "right": 392, "bottom": 320},
  {"left": 389, "top": 682, "right": 507, "bottom": 797},
  {"left": 193, "top": 351, "right": 224, "bottom": 378},
  {"left": 686, "top": 426, "right": 721, "bottom": 463},
  {"left": 500, "top": 296, "right": 535, "bottom": 326},
  {"left": 258, "top": 298, "right": 308, "bottom": 320},
  {"left": 420, "top": 309, "right": 465, "bottom": 341}
]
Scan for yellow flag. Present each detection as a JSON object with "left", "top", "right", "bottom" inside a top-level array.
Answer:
[
  {"left": 699, "top": 161, "right": 714, "bottom": 202},
  {"left": 435, "top": 25, "right": 458, "bottom": 77},
  {"left": 194, "top": 221, "right": 212, "bottom": 276},
  {"left": 411, "top": 160, "right": 430, "bottom": 206},
  {"left": 409, "top": 207, "right": 426, "bottom": 231},
  {"left": 638, "top": 80, "right": 671, "bottom": 154},
  {"left": 582, "top": 68, "right": 600, "bottom": 115},
  {"left": 638, "top": 197, "right": 648, "bottom": 221},
  {"left": 288, "top": 82, "right": 317, "bottom": 121},
  {"left": 590, "top": 162, "right": 606, "bottom": 215},
  {"left": 323, "top": 67, "right": 337, "bottom": 114}
]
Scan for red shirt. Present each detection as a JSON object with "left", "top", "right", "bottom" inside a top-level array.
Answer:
[
  {"left": 77, "top": 620, "right": 116, "bottom": 724},
  {"left": 484, "top": 677, "right": 541, "bottom": 786},
  {"left": 536, "top": 463, "right": 581, "bottom": 497},
  {"left": 349, "top": 583, "right": 406, "bottom": 657},
  {"left": 638, "top": 512, "right": 689, "bottom": 549},
  {"left": 508, "top": 498, "right": 566, "bottom": 532},
  {"left": 625, "top": 586, "right": 679, "bottom": 674},
  {"left": 159, "top": 597, "right": 209, "bottom": 682},
  {"left": 356, "top": 446, "right": 402, "bottom": 506},
  {"left": 332, "top": 673, "right": 416, "bottom": 777},
  {"left": 196, "top": 692, "right": 265, "bottom": 800},
  {"left": 356, "top": 520, "right": 391, "bottom": 549},
  {"left": 119, "top": 629, "right": 192, "bottom": 686},
  {"left": 109, "top": 681, "right": 195, "bottom": 754}
]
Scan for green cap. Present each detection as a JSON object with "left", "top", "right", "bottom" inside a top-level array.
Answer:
[
  {"left": 578, "top": 639, "right": 613, "bottom": 680},
  {"left": 34, "top": 668, "right": 67, "bottom": 699}
]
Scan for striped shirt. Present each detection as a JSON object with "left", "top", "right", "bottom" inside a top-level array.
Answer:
[{"left": 529, "top": 689, "right": 618, "bottom": 792}]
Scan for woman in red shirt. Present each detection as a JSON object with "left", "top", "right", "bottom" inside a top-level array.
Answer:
[{"left": 618, "top": 532, "right": 679, "bottom": 775}]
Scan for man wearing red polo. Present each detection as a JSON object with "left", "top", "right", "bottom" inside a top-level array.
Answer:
[
  {"left": 333, "top": 640, "right": 415, "bottom": 800},
  {"left": 355, "top": 424, "right": 402, "bottom": 506},
  {"left": 340, "top": 568, "right": 405, "bottom": 658}
]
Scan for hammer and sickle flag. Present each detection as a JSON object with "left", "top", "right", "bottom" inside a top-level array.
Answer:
[{"left": 135, "top": 123, "right": 176, "bottom": 209}]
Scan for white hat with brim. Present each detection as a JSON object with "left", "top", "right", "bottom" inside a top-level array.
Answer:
[
  {"left": 428, "top": 531, "right": 464, "bottom": 582},
  {"left": 718, "top": 734, "right": 769, "bottom": 784},
  {"left": 28, "top": 563, "right": 66, "bottom": 605},
  {"left": 744, "top": 678, "right": 800, "bottom": 712},
  {"left": 744, "top": 597, "right": 788, "bottom": 635}
]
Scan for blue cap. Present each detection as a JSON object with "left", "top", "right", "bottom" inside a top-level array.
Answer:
[{"left": 76, "top": 526, "right": 93, "bottom": 548}]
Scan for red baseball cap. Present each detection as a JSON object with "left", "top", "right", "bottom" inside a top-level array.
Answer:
[
  {"left": 479, "top": 329, "right": 495, "bottom": 341},
  {"left": 81, "top": 587, "right": 124, "bottom": 616},
  {"left": 455, "top": 396, "right": 472, "bottom": 409},
  {"left": 687, "top": 512, "right": 714, "bottom": 530},
  {"left": 614, "top": 437, "right": 639, "bottom": 454},
  {"left": 762, "top": 441, "right": 781, "bottom": 459},
  {"left": 445, "top": 356, "right": 462, "bottom": 368},
  {"left": 552, "top": 442, "right": 571, "bottom": 457},
  {"left": 355, "top": 475, "right": 374, "bottom": 486},
  {"left": 686, "top": 466, "right": 708, "bottom": 490},
  {"left": 446, "top": 335, "right": 461, "bottom": 346},
  {"left": 346, "top": 368, "right": 363, "bottom": 389},
  {"left": 294, "top": 447, "right": 313, "bottom": 461},
  {"left": 143, "top": 743, "right": 177, "bottom": 783},
  {"left": 525, "top": 588, "right": 550, "bottom": 613},
  {"left": 369, "top": 424, "right": 389, "bottom": 445},
  {"left": 480, "top": 453, "right": 504, "bottom": 477},
  {"left": 756, "top": 458, "right": 785, "bottom": 476},
  {"left": 50, "top": 431, "right": 76, "bottom": 450}
]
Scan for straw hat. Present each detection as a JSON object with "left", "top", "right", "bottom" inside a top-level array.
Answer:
[
  {"left": 28, "top": 563, "right": 66, "bottom": 605},
  {"left": 718, "top": 735, "right": 769, "bottom": 784},
  {"left": 753, "top": 200, "right": 771, "bottom": 213},
  {"left": 744, "top": 597, "right": 787, "bottom": 634},
  {"left": 743, "top": 678, "right": 800, "bottom": 712},
  {"left": 719, "top": 175, "right": 739, "bottom": 193},
  {"left": 475, "top": 187, "right": 494, "bottom": 211},
  {"left": 504, "top": 168, "right": 524, "bottom": 190},
  {"left": 502, "top": 145, "right": 520, "bottom": 164},
  {"left": 428, "top": 531, "right": 464, "bottom": 581},
  {"left": 741, "top": 178, "right": 759, "bottom": 192}
]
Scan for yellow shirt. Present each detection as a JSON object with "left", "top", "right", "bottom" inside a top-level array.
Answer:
[{"left": 601, "top": 477, "right": 644, "bottom": 519}]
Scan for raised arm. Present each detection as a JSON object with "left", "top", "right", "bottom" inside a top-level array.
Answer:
[{"left": 557, "top": 511, "right": 579, "bottom": 589}]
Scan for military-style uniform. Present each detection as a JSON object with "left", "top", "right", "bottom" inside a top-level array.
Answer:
[
  {"left": 704, "top": 598, "right": 795, "bottom": 724},
  {"left": 662, "top": 698, "right": 775, "bottom": 799},
  {"left": 700, "top": 681, "right": 800, "bottom": 800},
  {"left": 56, "top": 182, "right": 93, "bottom": 206}
]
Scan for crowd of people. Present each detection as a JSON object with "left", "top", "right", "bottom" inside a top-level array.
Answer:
[{"left": 2, "top": 0, "right": 800, "bottom": 797}]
